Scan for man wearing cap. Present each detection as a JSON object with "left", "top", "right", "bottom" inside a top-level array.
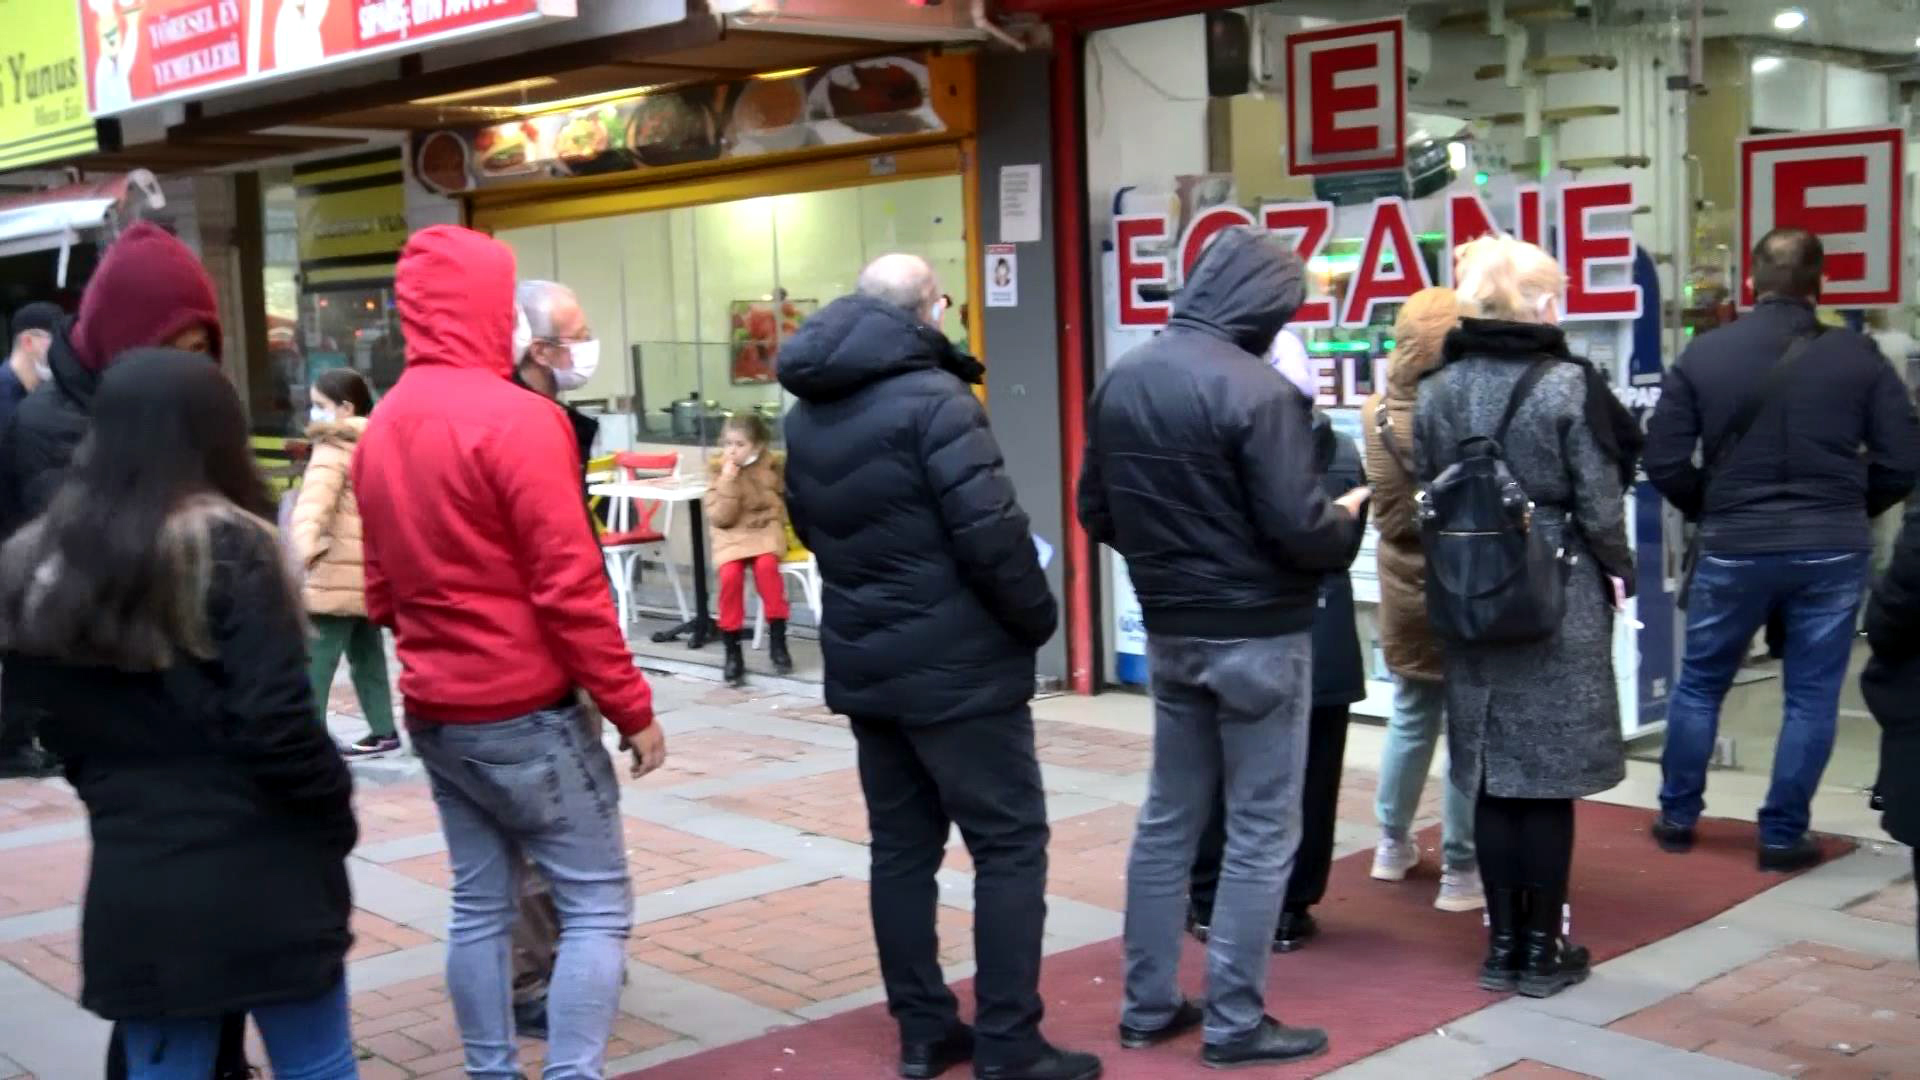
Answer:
[{"left": 1, "top": 302, "right": 61, "bottom": 433}]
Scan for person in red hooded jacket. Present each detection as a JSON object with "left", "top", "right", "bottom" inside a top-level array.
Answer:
[{"left": 353, "top": 225, "right": 664, "bottom": 1080}]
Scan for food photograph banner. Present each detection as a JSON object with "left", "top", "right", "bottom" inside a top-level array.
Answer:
[
  {"left": 79, "top": 0, "right": 572, "bottom": 116},
  {"left": 1, "top": 0, "right": 97, "bottom": 171},
  {"left": 411, "top": 54, "right": 953, "bottom": 195}
]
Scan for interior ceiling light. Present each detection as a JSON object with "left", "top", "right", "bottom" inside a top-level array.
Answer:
[
  {"left": 1772, "top": 8, "right": 1806, "bottom": 31},
  {"left": 508, "top": 85, "right": 665, "bottom": 116},
  {"left": 754, "top": 67, "right": 815, "bottom": 81},
  {"left": 412, "top": 77, "right": 559, "bottom": 106},
  {"left": 1752, "top": 55, "right": 1783, "bottom": 73}
]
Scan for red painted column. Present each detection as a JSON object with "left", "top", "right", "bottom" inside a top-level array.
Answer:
[{"left": 1051, "top": 26, "right": 1096, "bottom": 694}]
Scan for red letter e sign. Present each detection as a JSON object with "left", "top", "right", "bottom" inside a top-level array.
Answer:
[
  {"left": 1739, "top": 126, "right": 1903, "bottom": 308},
  {"left": 1286, "top": 17, "right": 1406, "bottom": 177}
]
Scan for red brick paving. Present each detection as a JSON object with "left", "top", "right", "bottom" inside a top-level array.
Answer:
[
  {"left": 0, "top": 780, "right": 83, "bottom": 832},
  {"left": 383, "top": 819, "right": 777, "bottom": 897},
  {"left": 1847, "top": 877, "right": 1917, "bottom": 928},
  {"left": 649, "top": 731, "right": 824, "bottom": 790},
  {"left": 627, "top": 878, "right": 971, "bottom": 1012},
  {"left": 1032, "top": 719, "right": 1151, "bottom": 775},
  {"left": 0, "top": 838, "right": 88, "bottom": 919},
  {"left": 1609, "top": 942, "right": 1920, "bottom": 1077},
  {"left": 704, "top": 768, "right": 871, "bottom": 845},
  {"left": 0, "top": 931, "right": 79, "bottom": 999},
  {"left": 347, "top": 911, "right": 437, "bottom": 963},
  {"left": 944, "top": 804, "right": 1138, "bottom": 912}
]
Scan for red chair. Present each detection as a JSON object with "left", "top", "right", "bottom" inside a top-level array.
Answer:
[{"left": 601, "top": 451, "right": 689, "bottom": 630}]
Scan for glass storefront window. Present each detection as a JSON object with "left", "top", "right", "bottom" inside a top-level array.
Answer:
[
  {"left": 1082, "top": 0, "right": 1920, "bottom": 789},
  {"left": 496, "top": 173, "right": 969, "bottom": 455}
]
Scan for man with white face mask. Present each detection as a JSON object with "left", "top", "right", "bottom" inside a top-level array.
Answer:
[{"left": 515, "top": 279, "right": 603, "bottom": 468}]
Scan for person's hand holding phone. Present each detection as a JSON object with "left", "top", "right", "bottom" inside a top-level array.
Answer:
[
  {"left": 623, "top": 725, "right": 667, "bottom": 779},
  {"left": 1334, "top": 486, "right": 1373, "bottom": 518}
]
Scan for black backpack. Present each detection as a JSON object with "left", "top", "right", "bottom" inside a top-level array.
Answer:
[{"left": 1417, "top": 360, "right": 1569, "bottom": 645}]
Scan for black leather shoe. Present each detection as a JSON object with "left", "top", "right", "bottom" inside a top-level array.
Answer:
[
  {"left": 1201, "top": 1017, "right": 1328, "bottom": 1070},
  {"left": 1516, "top": 930, "right": 1591, "bottom": 999},
  {"left": 1273, "top": 910, "right": 1317, "bottom": 954},
  {"left": 901, "top": 1026, "right": 973, "bottom": 1079},
  {"left": 1478, "top": 889, "right": 1523, "bottom": 993},
  {"left": 974, "top": 1044, "right": 1102, "bottom": 1080},
  {"left": 1119, "top": 999, "right": 1203, "bottom": 1049},
  {"left": 1758, "top": 835, "right": 1823, "bottom": 873},
  {"left": 513, "top": 996, "right": 548, "bottom": 1041},
  {"left": 1650, "top": 816, "right": 1695, "bottom": 854},
  {"left": 0, "top": 746, "right": 58, "bottom": 779}
]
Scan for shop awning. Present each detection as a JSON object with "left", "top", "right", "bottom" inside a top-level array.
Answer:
[
  {"left": 993, "top": 0, "right": 1244, "bottom": 27},
  {"left": 0, "top": 171, "right": 165, "bottom": 280}
]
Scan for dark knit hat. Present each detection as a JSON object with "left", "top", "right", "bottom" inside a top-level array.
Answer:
[
  {"left": 71, "top": 222, "right": 222, "bottom": 372},
  {"left": 9, "top": 301, "right": 63, "bottom": 342}
]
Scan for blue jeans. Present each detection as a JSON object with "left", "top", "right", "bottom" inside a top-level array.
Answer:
[
  {"left": 122, "top": 978, "right": 355, "bottom": 1080},
  {"left": 1124, "top": 631, "right": 1310, "bottom": 1045},
  {"left": 1375, "top": 676, "right": 1476, "bottom": 869},
  {"left": 414, "top": 706, "right": 632, "bottom": 1080},
  {"left": 1661, "top": 550, "right": 1868, "bottom": 847}
]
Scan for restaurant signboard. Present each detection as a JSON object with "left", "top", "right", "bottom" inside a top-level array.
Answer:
[
  {"left": 1, "top": 0, "right": 97, "bottom": 170},
  {"left": 78, "top": 0, "right": 576, "bottom": 116}
]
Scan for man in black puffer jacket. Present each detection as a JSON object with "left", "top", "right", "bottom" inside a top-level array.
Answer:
[
  {"left": 778, "top": 254, "right": 1097, "bottom": 1080},
  {"left": 1079, "top": 227, "right": 1366, "bottom": 1071}
]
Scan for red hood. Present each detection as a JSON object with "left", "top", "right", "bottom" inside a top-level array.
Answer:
[
  {"left": 72, "top": 221, "right": 221, "bottom": 372},
  {"left": 396, "top": 225, "right": 516, "bottom": 377}
]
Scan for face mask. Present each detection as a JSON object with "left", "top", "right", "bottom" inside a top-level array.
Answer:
[
  {"left": 310, "top": 406, "right": 335, "bottom": 425},
  {"left": 31, "top": 358, "right": 51, "bottom": 383},
  {"left": 552, "top": 338, "right": 600, "bottom": 391},
  {"left": 927, "top": 296, "right": 949, "bottom": 327},
  {"left": 511, "top": 306, "right": 533, "bottom": 362}
]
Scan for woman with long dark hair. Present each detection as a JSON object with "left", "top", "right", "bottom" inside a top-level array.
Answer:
[{"left": 0, "top": 349, "right": 359, "bottom": 1078}]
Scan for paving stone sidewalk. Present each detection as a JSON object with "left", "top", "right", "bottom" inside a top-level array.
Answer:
[{"left": 0, "top": 670, "right": 1915, "bottom": 1079}]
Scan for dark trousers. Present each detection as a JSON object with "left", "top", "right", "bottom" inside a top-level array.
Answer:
[
  {"left": 852, "top": 708, "right": 1049, "bottom": 1068},
  {"left": 1190, "top": 705, "right": 1349, "bottom": 918},
  {"left": 1475, "top": 790, "right": 1575, "bottom": 935}
]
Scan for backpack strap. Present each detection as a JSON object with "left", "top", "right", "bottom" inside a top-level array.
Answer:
[
  {"left": 1374, "top": 403, "right": 1417, "bottom": 478},
  {"left": 1492, "top": 359, "right": 1557, "bottom": 448}
]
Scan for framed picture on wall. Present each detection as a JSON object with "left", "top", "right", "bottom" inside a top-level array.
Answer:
[{"left": 730, "top": 295, "right": 816, "bottom": 384}]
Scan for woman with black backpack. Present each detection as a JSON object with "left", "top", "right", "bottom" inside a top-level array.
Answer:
[{"left": 1413, "top": 235, "right": 1642, "bottom": 999}]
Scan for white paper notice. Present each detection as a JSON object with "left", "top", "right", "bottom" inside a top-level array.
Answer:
[
  {"left": 999, "top": 163, "right": 1043, "bottom": 244},
  {"left": 1032, "top": 534, "right": 1054, "bottom": 569},
  {"left": 985, "top": 244, "right": 1018, "bottom": 308}
]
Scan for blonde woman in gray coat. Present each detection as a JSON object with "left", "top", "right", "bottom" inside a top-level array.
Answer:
[{"left": 1414, "top": 235, "right": 1641, "bottom": 999}]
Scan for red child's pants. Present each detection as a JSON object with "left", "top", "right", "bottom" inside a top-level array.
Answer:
[{"left": 717, "top": 553, "right": 789, "bottom": 632}]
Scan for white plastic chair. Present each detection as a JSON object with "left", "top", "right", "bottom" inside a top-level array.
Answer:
[
  {"left": 752, "top": 552, "right": 822, "bottom": 649},
  {"left": 600, "top": 451, "right": 690, "bottom": 631}
]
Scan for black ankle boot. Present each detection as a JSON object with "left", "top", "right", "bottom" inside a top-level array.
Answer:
[
  {"left": 722, "top": 631, "right": 745, "bottom": 686},
  {"left": 1516, "top": 887, "right": 1589, "bottom": 998},
  {"left": 768, "top": 619, "right": 793, "bottom": 674},
  {"left": 1478, "top": 888, "right": 1523, "bottom": 992}
]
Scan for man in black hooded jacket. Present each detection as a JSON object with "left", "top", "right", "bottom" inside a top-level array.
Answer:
[
  {"left": 1079, "top": 227, "right": 1366, "bottom": 1070},
  {"left": 778, "top": 254, "right": 1097, "bottom": 1080}
]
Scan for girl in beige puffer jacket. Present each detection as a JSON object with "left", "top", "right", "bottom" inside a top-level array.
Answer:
[{"left": 291, "top": 367, "right": 396, "bottom": 755}]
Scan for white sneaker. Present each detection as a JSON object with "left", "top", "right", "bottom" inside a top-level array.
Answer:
[
  {"left": 1370, "top": 836, "right": 1420, "bottom": 881},
  {"left": 1435, "top": 866, "right": 1487, "bottom": 912}
]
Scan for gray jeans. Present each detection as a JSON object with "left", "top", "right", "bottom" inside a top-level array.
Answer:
[
  {"left": 1123, "top": 631, "right": 1311, "bottom": 1044},
  {"left": 415, "top": 705, "right": 632, "bottom": 1080}
]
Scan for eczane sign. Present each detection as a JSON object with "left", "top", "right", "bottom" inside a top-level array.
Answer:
[
  {"left": 1739, "top": 126, "right": 1904, "bottom": 308},
  {"left": 1285, "top": 17, "right": 1406, "bottom": 177}
]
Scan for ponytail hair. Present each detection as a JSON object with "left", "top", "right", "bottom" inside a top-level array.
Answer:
[{"left": 1453, "top": 235, "right": 1566, "bottom": 323}]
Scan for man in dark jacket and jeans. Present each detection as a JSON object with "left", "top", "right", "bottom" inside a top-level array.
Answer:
[
  {"left": 1079, "top": 227, "right": 1367, "bottom": 1069},
  {"left": 779, "top": 254, "right": 1098, "bottom": 1080},
  {"left": 1646, "top": 227, "right": 1920, "bottom": 870}
]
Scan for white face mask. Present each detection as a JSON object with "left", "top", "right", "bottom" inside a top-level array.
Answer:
[
  {"left": 31, "top": 358, "right": 51, "bottom": 383},
  {"left": 310, "top": 405, "right": 335, "bottom": 425},
  {"left": 511, "top": 306, "right": 533, "bottom": 362},
  {"left": 551, "top": 338, "right": 600, "bottom": 391},
  {"left": 927, "top": 296, "right": 949, "bottom": 327}
]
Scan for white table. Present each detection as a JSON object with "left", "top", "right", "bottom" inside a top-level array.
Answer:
[{"left": 589, "top": 477, "right": 715, "bottom": 649}]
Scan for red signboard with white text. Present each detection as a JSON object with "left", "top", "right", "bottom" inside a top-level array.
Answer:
[
  {"left": 1284, "top": 17, "right": 1406, "bottom": 177},
  {"left": 1739, "top": 126, "right": 1904, "bottom": 308},
  {"left": 79, "top": 0, "right": 574, "bottom": 116}
]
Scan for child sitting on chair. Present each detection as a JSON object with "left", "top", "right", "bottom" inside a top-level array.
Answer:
[{"left": 706, "top": 413, "right": 792, "bottom": 684}]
